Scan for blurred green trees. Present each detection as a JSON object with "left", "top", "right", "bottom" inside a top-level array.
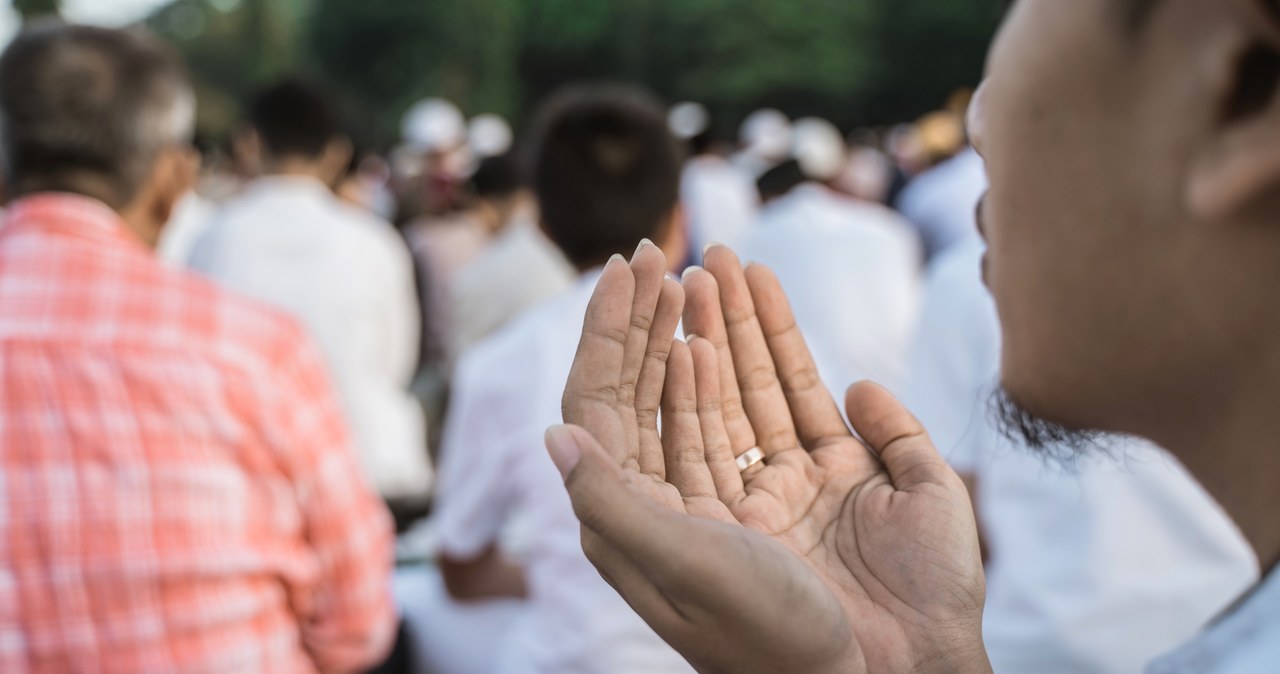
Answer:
[
  {"left": 14, "top": 0, "right": 61, "bottom": 20},
  {"left": 147, "top": 0, "right": 1003, "bottom": 148}
]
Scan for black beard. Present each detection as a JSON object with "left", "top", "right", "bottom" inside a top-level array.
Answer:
[{"left": 989, "top": 388, "right": 1113, "bottom": 467}]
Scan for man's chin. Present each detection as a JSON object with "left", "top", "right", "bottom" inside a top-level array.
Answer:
[{"left": 990, "top": 386, "right": 1113, "bottom": 466}]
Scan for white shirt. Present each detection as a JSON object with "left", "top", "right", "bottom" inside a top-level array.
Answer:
[
  {"left": 895, "top": 147, "right": 987, "bottom": 260},
  {"left": 435, "top": 272, "right": 694, "bottom": 674},
  {"left": 739, "top": 184, "right": 922, "bottom": 395},
  {"left": 1147, "top": 567, "right": 1280, "bottom": 674},
  {"left": 189, "top": 176, "right": 432, "bottom": 500},
  {"left": 447, "top": 215, "right": 574, "bottom": 361},
  {"left": 904, "top": 241, "right": 1259, "bottom": 674},
  {"left": 156, "top": 192, "right": 215, "bottom": 267},
  {"left": 682, "top": 155, "right": 760, "bottom": 261}
]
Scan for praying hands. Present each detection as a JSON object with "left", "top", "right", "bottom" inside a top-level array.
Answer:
[{"left": 546, "top": 242, "right": 994, "bottom": 674}]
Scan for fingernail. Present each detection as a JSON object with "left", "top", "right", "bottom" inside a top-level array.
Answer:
[
  {"left": 681, "top": 265, "right": 701, "bottom": 280},
  {"left": 607, "top": 254, "right": 626, "bottom": 268},
  {"left": 545, "top": 425, "right": 583, "bottom": 479},
  {"left": 685, "top": 333, "right": 699, "bottom": 342},
  {"left": 703, "top": 242, "right": 722, "bottom": 256},
  {"left": 634, "top": 238, "right": 655, "bottom": 257}
]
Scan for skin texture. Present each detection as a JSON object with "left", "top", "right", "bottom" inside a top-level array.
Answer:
[
  {"left": 550, "top": 245, "right": 988, "bottom": 674},
  {"left": 551, "top": 0, "right": 1280, "bottom": 670}
]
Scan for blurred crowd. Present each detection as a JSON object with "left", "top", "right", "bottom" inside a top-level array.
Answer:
[{"left": 0, "top": 19, "right": 1261, "bottom": 674}]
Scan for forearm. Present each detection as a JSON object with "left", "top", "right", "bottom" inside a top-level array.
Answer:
[{"left": 441, "top": 548, "right": 529, "bottom": 600}]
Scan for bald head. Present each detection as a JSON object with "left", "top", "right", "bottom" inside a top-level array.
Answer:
[{"left": 0, "top": 22, "right": 194, "bottom": 209}]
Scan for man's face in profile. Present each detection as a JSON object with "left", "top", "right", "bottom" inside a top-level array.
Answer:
[{"left": 975, "top": 0, "right": 1280, "bottom": 452}]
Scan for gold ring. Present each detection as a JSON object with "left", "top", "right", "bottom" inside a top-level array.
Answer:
[{"left": 735, "top": 447, "right": 766, "bottom": 473}]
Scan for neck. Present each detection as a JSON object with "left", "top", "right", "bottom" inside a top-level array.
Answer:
[
  {"left": 262, "top": 159, "right": 333, "bottom": 186},
  {"left": 1152, "top": 368, "right": 1280, "bottom": 574}
]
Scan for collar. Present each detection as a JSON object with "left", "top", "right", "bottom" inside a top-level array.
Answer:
[
  {"left": 243, "top": 174, "right": 336, "bottom": 202},
  {"left": 2, "top": 192, "right": 146, "bottom": 250},
  {"left": 1147, "top": 565, "right": 1280, "bottom": 673}
]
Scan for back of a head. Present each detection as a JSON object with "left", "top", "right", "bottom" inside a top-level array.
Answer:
[
  {"left": 757, "top": 160, "right": 808, "bottom": 203},
  {"left": 529, "top": 84, "right": 682, "bottom": 269},
  {"left": 0, "top": 22, "right": 193, "bottom": 210},
  {"left": 247, "top": 78, "right": 344, "bottom": 161},
  {"left": 469, "top": 153, "right": 522, "bottom": 201}
]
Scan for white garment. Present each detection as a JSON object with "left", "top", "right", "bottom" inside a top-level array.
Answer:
[
  {"left": 395, "top": 564, "right": 526, "bottom": 674},
  {"left": 156, "top": 192, "right": 215, "bottom": 267},
  {"left": 448, "top": 216, "right": 574, "bottom": 361},
  {"left": 1147, "top": 567, "right": 1280, "bottom": 674},
  {"left": 434, "top": 272, "right": 694, "bottom": 674},
  {"left": 895, "top": 147, "right": 987, "bottom": 260},
  {"left": 903, "top": 241, "right": 1259, "bottom": 674},
  {"left": 739, "top": 184, "right": 922, "bottom": 395},
  {"left": 189, "top": 176, "right": 432, "bottom": 501},
  {"left": 682, "top": 155, "right": 760, "bottom": 262}
]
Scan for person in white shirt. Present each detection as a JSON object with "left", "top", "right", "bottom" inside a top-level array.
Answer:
[
  {"left": 678, "top": 113, "right": 760, "bottom": 263},
  {"left": 540, "top": 2, "right": 1280, "bottom": 673},
  {"left": 904, "top": 240, "right": 1258, "bottom": 673},
  {"left": 431, "top": 84, "right": 693, "bottom": 674},
  {"left": 189, "top": 79, "right": 431, "bottom": 504},
  {"left": 742, "top": 158, "right": 921, "bottom": 394},
  {"left": 447, "top": 154, "right": 574, "bottom": 361},
  {"left": 895, "top": 146, "right": 986, "bottom": 261}
]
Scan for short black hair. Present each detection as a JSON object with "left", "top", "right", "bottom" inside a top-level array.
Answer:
[
  {"left": 529, "top": 84, "right": 683, "bottom": 269},
  {"left": 469, "top": 153, "right": 522, "bottom": 200},
  {"left": 756, "top": 160, "right": 807, "bottom": 203},
  {"left": 0, "top": 22, "right": 192, "bottom": 208},
  {"left": 247, "top": 78, "right": 345, "bottom": 160}
]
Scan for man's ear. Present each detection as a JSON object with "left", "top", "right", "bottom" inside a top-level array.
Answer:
[
  {"left": 150, "top": 145, "right": 200, "bottom": 229},
  {"left": 1186, "top": 29, "right": 1280, "bottom": 220},
  {"left": 658, "top": 204, "right": 689, "bottom": 272},
  {"left": 321, "top": 137, "right": 354, "bottom": 188}
]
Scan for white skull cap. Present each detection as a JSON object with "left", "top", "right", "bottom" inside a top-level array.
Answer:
[
  {"left": 402, "top": 98, "right": 466, "bottom": 151},
  {"left": 739, "top": 108, "right": 792, "bottom": 160},
  {"left": 668, "top": 101, "right": 710, "bottom": 140},
  {"left": 469, "top": 114, "right": 514, "bottom": 158},
  {"left": 792, "top": 117, "right": 846, "bottom": 182}
]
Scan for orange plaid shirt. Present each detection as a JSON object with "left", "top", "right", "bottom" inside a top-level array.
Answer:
[{"left": 0, "top": 194, "right": 397, "bottom": 673}]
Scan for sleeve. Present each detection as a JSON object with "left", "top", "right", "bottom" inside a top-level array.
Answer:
[
  {"left": 432, "top": 351, "right": 516, "bottom": 560},
  {"left": 269, "top": 324, "right": 398, "bottom": 674}
]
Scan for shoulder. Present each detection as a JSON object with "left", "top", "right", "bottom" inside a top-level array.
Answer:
[{"left": 162, "top": 265, "right": 314, "bottom": 371}]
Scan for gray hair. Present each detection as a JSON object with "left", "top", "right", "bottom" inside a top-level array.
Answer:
[{"left": 0, "top": 21, "right": 195, "bottom": 209}]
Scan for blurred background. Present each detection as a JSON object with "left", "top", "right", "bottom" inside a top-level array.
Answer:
[{"left": 2, "top": 0, "right": 1002, "bottom": 151}]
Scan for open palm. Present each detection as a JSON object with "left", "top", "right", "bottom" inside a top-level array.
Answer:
[{"left": 552, "top": 244, "right": 990, "bottom": 674}]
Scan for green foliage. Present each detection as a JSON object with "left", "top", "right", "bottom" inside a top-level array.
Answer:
[
  {"left": 14, "top": 0, "right": 61, "bottom": 20},
  {"left": 154, "top": 0, "right": 1003, "bottom": 148}
]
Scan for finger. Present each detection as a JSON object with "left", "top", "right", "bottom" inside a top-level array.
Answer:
[
  {"left": 690, "top": 336, "right": 747, "bottom": 505},
  {"left": 619, "top": 241, "right": 670, "bottom": 465},
  {"left": 744, "top": 264, "right": 850, "bottom": 448},
  {"left": 844, "top": 381, "right": 951, "bottom": 492},
  {"left": 563, "top": 255, "right": 634, "bottom": 459},
  {"left": 636, "top": 278, "right": 685, "bottom": 478},
  {"left": 703, "top": 246, "right": 802, "bottom": 456},
  {"left": 662, "top": 340, "right": 719, "bottom": 499},
  {"left": 681, "top": 266, "right": 757, "bottom": 454}
]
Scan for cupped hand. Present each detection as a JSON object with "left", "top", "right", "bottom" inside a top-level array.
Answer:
[{"left": 550, "top": 243, "right": 990, "bottom": 674}]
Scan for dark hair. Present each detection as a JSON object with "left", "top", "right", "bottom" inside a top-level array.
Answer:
[
  {"left": 529, "top": 84, "right": 683, "bottom": 269},
  {"left": 469, "top": 153, "right": 522, "bottom": 199},
  {"left": 756, "top": 160, "right": 807, "bottom": 203},
  {"left": 247, "top": 78, "right": 345, "bottom": 160},
  {"left": 0, "top": 22, "right": 193, "bottom": 209}
]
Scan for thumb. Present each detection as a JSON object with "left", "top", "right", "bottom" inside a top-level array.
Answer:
[
  {"left": 545, "top": 424, "right": 688, "bottom": 579},
  {"left": 844, "top": 381, "right": 952, "bottom": 492}
]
